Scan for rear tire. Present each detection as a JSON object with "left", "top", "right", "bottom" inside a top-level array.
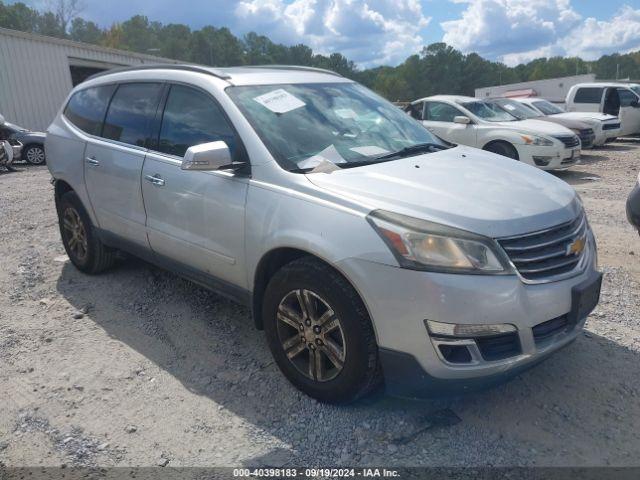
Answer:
[
  {"left": 263, "top": 257, "right": 382, "bottom": 404},
  {"left": 57, "top": 191, "right": 116, "bottom": 274},
  {"left": 484, "top": 141, "right": 519, "bottom": 160}
]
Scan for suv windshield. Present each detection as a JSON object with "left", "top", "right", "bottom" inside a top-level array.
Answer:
[
  {"left": 461, "top": 101, "right": 517, "bottom": 122},
  {"left": 532, "top": 100, "right": 564, "bottom": 115},
  {"left": 490, "top": 99, "right": 541, "bottom": 120},
  {"left": 226, "top": 82, "right": 444, "bottom": 172}
]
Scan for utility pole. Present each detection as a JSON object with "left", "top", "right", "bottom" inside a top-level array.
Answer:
[{"left": 616, "top": 63, "right": 620, "bottom": 80}]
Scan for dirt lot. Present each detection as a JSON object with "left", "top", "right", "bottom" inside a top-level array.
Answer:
[{"left": 1, "top": 142, "right": 639, "bottom": 469}]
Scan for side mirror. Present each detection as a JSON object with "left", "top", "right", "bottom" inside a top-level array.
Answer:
[
  {"left": 631, "top": 98, "right": 640, "bottom": 108},
  {"left": 453, "top": 115, "right": 471, "bottom": 125},
  {"left": 181, "top": 141, "right": 233, "bottom": 171}
]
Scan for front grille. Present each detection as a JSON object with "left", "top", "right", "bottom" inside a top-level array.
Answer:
[
  {"left": 553, "top": 135, "right": 580, "bottom": 148},
  {"left": 603, "top": 122, "right": 621, "bottom": 131},
  {"left": 532, "top": 315, "right": 573, "bottom": 346},
  {"left": 476, "top": 332, "right": 521, "bottom": 361},
  {"left": 578, "top": 129, "right": 595, "bottom": 148},
  {"left": 498, "top": 212, "right": 587, "bottom": 282}
]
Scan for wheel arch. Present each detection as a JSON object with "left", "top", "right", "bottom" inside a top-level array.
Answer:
[
  {"left": 482, "top": 139, "right": 520, "bottom": 160},
  {"left": 54, "top": 179, "right": 74, "bottom": 205},
  {"left": 251, "top": 247, "right": 371, "bottom": 332}
]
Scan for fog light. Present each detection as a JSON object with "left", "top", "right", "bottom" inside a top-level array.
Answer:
[
  {"left": 532, "top": 156, "right": 552, "bottom": 166},
  {"left": 425, "top": 319, "right": 516, "bottom": 338},
  {"left": 438, "top": 344, "right": 472, "bottom": 363}
]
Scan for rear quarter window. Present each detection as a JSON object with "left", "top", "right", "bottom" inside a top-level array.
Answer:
[
  {"left": 64, "top": 85, "right": 116, "bottom": 136},
  {"left": 573, "top": 87, "right": 604, "bottom": 104}
]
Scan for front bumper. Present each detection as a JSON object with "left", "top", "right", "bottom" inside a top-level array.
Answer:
[
  {"left": 515, "top": 144, "right": 580, "bottom": 170},
  {"left": 595, "top": 124, "right": 621, "bottom": 145},
  {"left": 338, "top": 234, "right": 599, "bottom": 398},
  {"left": 627, "top": 183, "right": 640, "bottom": 232}
]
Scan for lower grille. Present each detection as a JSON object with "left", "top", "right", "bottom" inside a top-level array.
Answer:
[
  {"left": 498, "top": 212, "right": 588, "bottom": 282},
  {"left": 476, "top": 332, "right": 521, "bottom": 361},
  {"left": 532, "top": 316, "right": 572, "bottom": 346},
  {"left": 603, "top": 122, "right": 621, "bottom": 131},
  {"left": 553, "top": 134, "right": 580, "bottom": 148}
]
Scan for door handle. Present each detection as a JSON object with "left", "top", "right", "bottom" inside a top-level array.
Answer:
[
  {"left": 85, "top": 157, "right": 100, "bottom": 166},
  {"left": 144, "top": 174, "right": 165, "bottom": 187}
]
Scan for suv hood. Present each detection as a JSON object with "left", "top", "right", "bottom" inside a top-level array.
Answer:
[
  {"left": 307, "top": 146, "right": 580, "bottom": 238},
  {"left": 494, "top": 118, "right": 573, "bottom": 136}
]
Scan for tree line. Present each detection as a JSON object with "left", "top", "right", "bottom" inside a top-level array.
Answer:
[{"left": 2, "top": 1, "right": 640, "bottom": 101}]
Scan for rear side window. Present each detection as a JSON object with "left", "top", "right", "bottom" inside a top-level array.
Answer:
[
  {"left": 573, "top": 87, "right": 603, "bottom": 104},
  {"left": 64, "top": 85, "right": 116, "bottom": 136},
  {"left": 102, "top": 83, "right": 163, "bottom": 147},
  {"left": 424, "top": 102, "right": 462, "bottom": 122},
  {"left": 618, "top": 88, "right": 638, "bottom": 107},
  {"left": 157, "top": 84, "right": 237, "bottom": 157}
]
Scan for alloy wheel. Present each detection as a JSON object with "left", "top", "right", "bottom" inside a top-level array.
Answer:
[
  {"left": 276, "top": 289, "right": 346, "bottom": 382},
  {"left": 62, "top": 207, "right": 88, "bottom": 262},
  {"left": 26, "top": 146, "right": 45, "bottom": 164}
]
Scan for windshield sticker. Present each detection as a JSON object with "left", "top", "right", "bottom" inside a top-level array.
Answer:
[
  {"left": 297, "top": 145, "right": 346, "bottom": 170},
  {"left": 350, "top": 145, "right": 389, "bottom": 156},
  {"left": 502, "top": 104, "right": 516, "bottom": 111},
  {"left": 253, "top": 89, "right": 306, "bottom": 114},
  {"left": 334, "top": 108, "right": 358, "bottom": 119}
]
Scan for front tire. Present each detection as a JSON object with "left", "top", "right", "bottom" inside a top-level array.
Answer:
[
  {"left": 484, "top": 141, "right": 519, "bottom": 160},
  {"left": 57, "top": 192, "right": 116, "bottom": 274},
  {"left": 23, "top": 144, "right": 46, "bottom": 165},
  {"left": 263, "top": 257, "right": 382, "bottom": 404}
]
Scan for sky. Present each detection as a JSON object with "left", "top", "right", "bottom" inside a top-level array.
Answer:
[{"left": 17, "top": 0, "right": 640, "bottom": 67}]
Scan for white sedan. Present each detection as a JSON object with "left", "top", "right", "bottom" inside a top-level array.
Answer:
[
  {"left": 406, "top": 95, "right": 581, "bottom": 170},
  {"left": 515, "top": 98, "right": 621, "bottom": 146}
]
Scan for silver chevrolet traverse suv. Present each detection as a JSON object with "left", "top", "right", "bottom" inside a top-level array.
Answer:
[{"left": 46, "top": 65, "right": 602, "bottom": 403}]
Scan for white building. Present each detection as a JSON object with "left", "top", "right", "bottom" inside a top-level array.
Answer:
[
  {"left": 475, "top": 74, "right": 597, "bottom": 103},
  {"left": 0, "top": 27, "right": 178, "bottom": 131}
]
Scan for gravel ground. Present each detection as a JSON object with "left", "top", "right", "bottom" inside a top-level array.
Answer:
[{"left": 1, "top": 142, "right": 639, "bottom": 469}]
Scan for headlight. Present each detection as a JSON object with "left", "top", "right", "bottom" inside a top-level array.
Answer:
[
  {"left": 367, "top": 210, "right": 510, "bottom": 273},
  {"left": 520, "top": 134, "right": 554, "bottom": 146}
]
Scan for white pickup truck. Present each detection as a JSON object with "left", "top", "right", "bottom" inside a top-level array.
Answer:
[{"left": 565, "top": 83, "right": 640, "bottom": 136}]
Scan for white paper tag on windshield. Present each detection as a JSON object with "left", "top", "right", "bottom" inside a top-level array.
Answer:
[
  {"left": 253, "top": 89, "right": 305, "bottom": 114},
  {"left": 502, "top": 104, "right": 515, "bottom": 111},
  {"left": 350, "top": 146, "right": 389, "bottom": 156},
  {"left": 335, "top": 108, "right": 358, "bottom": 119},
  {"left": 297, "top": 145, "right": 347, "bottom": 169}
]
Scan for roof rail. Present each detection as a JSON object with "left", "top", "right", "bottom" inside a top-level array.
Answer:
[
  {"left": 241, "top": 65, "right": 342, "bottom": 77},
  {"left": 85, "top": 64, "right": 232, "bottom": 82}
]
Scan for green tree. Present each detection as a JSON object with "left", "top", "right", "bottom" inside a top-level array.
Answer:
[
  {"left": 119, "top": 15, "right": 159, "bottom": 53},
  {"left": 0, "top": 1, "right": 39, "bottom": 32},
  {"left": 160, "top": 23, "right": 191, "bottom": 61},
  {"left": 69, "top": 18, "right": 103, "bottom": 44}
]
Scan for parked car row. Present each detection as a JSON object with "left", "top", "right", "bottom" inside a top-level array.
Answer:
[
  {"left": 45, "top": 65, "right": 603, "bottom": 403},
  {"left": 406, "top": 95, "right": 582, "bottom": 170}
]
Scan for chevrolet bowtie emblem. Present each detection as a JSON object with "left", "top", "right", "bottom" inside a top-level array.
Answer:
[{"left": 568, "top": 237, "right": 586, "bottom": 255}]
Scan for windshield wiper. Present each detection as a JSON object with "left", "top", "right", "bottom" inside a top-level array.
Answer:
[{"left": 371, "top": 142, "right": 450, "bottom": 161}]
